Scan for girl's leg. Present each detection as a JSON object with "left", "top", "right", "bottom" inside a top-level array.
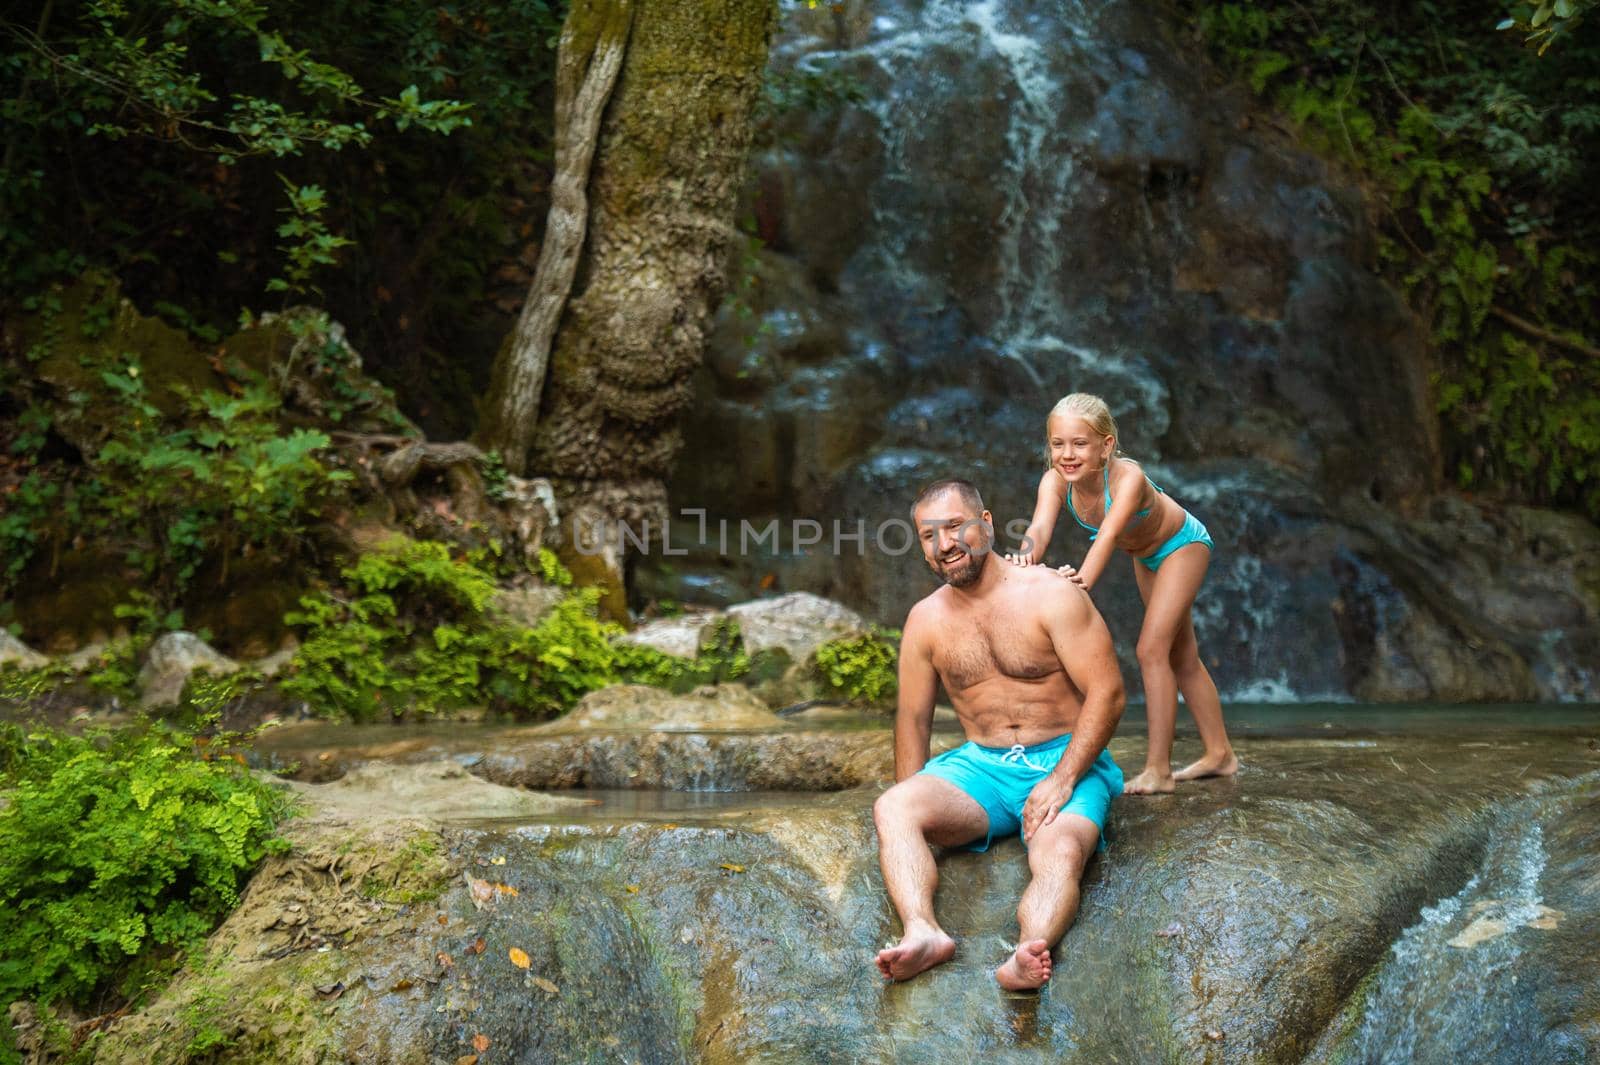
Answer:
[
  {"left": 1167, "top": 611, "right": 1238, "bottom": 781},
  {"left": 1123, "top": 544, "right": 1210, "bottom": 795}
]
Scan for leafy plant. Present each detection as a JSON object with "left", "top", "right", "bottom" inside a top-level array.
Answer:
[
  {"left": 0, "top": 721, "right": 292, "bottom": 1007},
  {"left": 266, "top": 179, "right": 353, "bottom": 300},
  {"left": 86, "top": 356, "right": 353, "bottom": 593},
  {"left": 282, "top": 538, "right": 621, "bottom": 718},
  {"left": 815, "top": 628, "right": 900, "bottom": 704},
  {"left": 1186, "top": 1, "right": 1600, "bottom": 516}
]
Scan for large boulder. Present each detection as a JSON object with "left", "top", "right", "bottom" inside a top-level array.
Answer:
[
  {"left": 726, "top": 591, "right": 871, "bottom": 661},
  {"left": 138, "top": 632, "right": 240, "bottom": 708},
  {"left": 535, "top": 683, "right": 786, "bottom": 733},
  {"left": 614, "top": 612, "right": 719, "bottom": 659}
]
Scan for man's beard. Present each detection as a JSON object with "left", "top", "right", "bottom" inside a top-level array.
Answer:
[{"left": 937, "top": 547, "right": 987, "bottom": 588}]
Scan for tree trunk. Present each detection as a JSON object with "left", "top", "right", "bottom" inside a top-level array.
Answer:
[
  {"left": 476, "top": 0, "right": 634, "bottom": 471},
  {"left": 523, "top": 0, "right": 777, "bottom": 555}
]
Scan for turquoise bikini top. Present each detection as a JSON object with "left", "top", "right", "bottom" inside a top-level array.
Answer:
[{"left": 1064, "top": 465, "right": 1165, "bottom": 542}]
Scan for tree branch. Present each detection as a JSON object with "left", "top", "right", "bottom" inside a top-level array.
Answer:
[
  {"left": 475, "top": 0, "right": 636, "bottom": 474},
  {"left": 1491, "top": 305, "right": 1600, "bottom": 360}
]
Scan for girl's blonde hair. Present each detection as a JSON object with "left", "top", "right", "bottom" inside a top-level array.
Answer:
[{"left": 1044, "top": 393, "right": 1122, "bottom": 470}]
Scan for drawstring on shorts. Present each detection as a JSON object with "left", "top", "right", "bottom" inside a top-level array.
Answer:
[{"left": 998, "top": 743, "right": 1049, "bottom": 773}]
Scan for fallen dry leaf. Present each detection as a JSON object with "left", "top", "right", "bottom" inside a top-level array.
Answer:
[
  {"left": 468, "top": 937, "right": 486, "bottom": 955},
  {"left": 456, "top": 1057, "right": 478, "bottom": 1065},
  {"left": 509, "top": 947, "right": 531, "bottom": 969},
  {"left": 437, "top": 952, "right": 454, "bottom": 969},
  {"left": 625, "top": 885, "right": 640, "bottom": 894},
  {"left": 531, "top": 976, "right": 559, "bottom": 995},
  {"left": 720, "top": 863, "right": 745, "bottom": 874},
  {"left": 472, "top": 1034, "right": 490, "bottom": 1053},
  {"left": 466, "top": 875, "right": 496, "bottom": 911},
  {"left": 391, "top": 979, "right": 414, "bottom": 992}
]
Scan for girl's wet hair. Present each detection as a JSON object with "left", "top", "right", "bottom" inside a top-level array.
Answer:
[{"left": 1044, "top": 393, "right": 1121, "bottom": 469}]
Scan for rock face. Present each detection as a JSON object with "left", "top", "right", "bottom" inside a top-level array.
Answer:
[
  {"left": 0, "top": 633, "right": 47, "bottom": 671},
  {"left": 636, "top": 0, "right": 1600, "bottom": 702},
  {"left": 92, "top": 719, "right": 1600, "bottom": 1065},
  {"left": 726, "top": 591, "right": 871, "bottom": 660},
  {"left": 137, "top": 632, "right": 240, "bottom": 708},
  {"left": 538, "top": 683, "right": 785, "bottom": 733},
  {"left": 615, "top": 612, "right": 718, "bottom": 659}
]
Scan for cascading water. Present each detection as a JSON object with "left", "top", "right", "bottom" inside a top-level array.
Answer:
[
  {"left": 662, "top": 0, "right": 1600, "bottom": 703},
  {"left": 1317, "top": 770, "right": 1600, "bottom": 1063}
]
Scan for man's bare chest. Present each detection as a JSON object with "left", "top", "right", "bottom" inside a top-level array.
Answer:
[{"left": 933, "top": 617, "right": 1057, "bottom": 692}]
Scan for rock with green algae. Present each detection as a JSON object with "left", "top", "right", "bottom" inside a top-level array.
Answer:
[
  {"left": 78, "top": 762, "right": 585, "bottom": 1065},
  {"left": 41, "top": 726, "right": 1600, "bottom": 1063}
]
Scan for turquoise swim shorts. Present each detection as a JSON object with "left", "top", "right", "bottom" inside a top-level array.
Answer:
[{"left": 917, "top": 734, "right": 1123, "bottom": 852}]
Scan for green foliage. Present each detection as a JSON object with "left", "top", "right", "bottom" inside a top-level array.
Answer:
[
  {"left": 281, "top": 538, "right": 628, "bottom": 718},
  {"left": 537, "top": 546, "right": 573, "bottom": 587},
  {"left": 2, "top": 0, "right": 565, "bottom": 437},
  {"left": 0, "top": 471, "right": 61, "bottom": 585},
  {"left": 1500, "top": 0, "right": 1597, "bottom": 53},
  {"left": 1187, "top": 1, "right": 1600, "bottom": 517},
  {"left": 266, "top": 178, "right": 353, "bottom": 299},
  {"left": 87, "top": 357, "right": 353, "bottom": 594},
  {"left": 814, "top": 628, "right": 900, "bottom": 704},
  {"left": 277, "top": 538, "right": 778, "bottom": 719},
  {"left": 0, "top": 721, "right": 291, "bottom": 1007},
  {"left": 611, "top": 616, "right": 754, "bottom": 692}
]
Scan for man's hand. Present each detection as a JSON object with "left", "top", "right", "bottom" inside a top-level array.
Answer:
[{"left": 1021, "top": 773, "right": 1075, "bottom": 841}]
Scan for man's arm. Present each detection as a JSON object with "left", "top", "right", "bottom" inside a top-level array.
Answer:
[
  {"left": 893, "top": 606, "right": 939, "bottom": 782},
  {"left": 1021, "top": 580, "right": 1126, "bottom": 838}
]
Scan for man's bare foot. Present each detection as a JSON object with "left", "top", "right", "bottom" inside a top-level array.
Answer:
[
  {"left": 995, "top": 939, "right": 1052, "bottom": 991},
  {"left": 1174, "top": 750, "right": 1239, "bottom": 781},
  {"left": 1122, "top": 768, "right": 1175, "bottom": 795},
  {"left": 875, "top": 930, "right": 956, "bottom": 981}
]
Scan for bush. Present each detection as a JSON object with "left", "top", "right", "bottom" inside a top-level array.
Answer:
[
  {"left": 814, "top": 628, "right": 900, "bottom": 704},
  {"left": 279, "top": 538, "right": 771, "bottom": 719},
  {"left": 1184, "top": 1, "right": 1600, "bottom": 516},
  {"left": 282, "top": 538, "right": 679, "bottom": 718},
  {"left": 0, "top": 722, "right": 292, "bottom": 1007}
]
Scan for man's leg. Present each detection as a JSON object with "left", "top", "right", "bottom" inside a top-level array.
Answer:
[
  {"left": 872, "top": 775, "right": 989, "bottom": 980},
  {"left": 995, "top": 812, "right": 1100, "bottom": 990}
]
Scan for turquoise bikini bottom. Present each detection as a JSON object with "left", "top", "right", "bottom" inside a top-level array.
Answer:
[{"left": 1137, "top": 509, "right": 1213, "bottom": 572}]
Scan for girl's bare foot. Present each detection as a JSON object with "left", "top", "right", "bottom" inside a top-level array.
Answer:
[
  {"left": 995, "top": 939, "right": 1052, "bottom": 990},
  {"left": 1174, "top": 750, "right": 1239, "bottom": 781},
  {"left": 1122, "top": 768, "right": 1175, "bottom": 795},
  {"left": 875, "top": 929, "right": 956, "bottom": 981}
]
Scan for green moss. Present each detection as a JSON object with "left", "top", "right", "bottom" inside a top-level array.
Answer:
[
  {"left": 813, "top": 628, "right": 900, "bottom": 705},
  {"left": 356, "top": 831, "right": 451, "bottom": 905}
]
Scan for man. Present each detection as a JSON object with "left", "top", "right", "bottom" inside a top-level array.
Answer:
[{"left": 873, "top": 478, "right": 1126, "bottom": 990}]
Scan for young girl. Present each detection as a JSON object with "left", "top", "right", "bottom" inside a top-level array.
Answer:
[{"left": 1008, "top": 393, "right": 1237, "bottom": 793}]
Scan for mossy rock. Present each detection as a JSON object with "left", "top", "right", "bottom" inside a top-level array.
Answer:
[{"left": 555, "top": 546, "right": 629, "bottom": 623}]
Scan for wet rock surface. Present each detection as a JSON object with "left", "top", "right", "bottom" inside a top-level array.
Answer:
[
  {"left": 643, "top": 0, "right": 1600, "bottom": 703},
  {"left": 101, "top": 714, "right": 1600, "bottom": 1064}
]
